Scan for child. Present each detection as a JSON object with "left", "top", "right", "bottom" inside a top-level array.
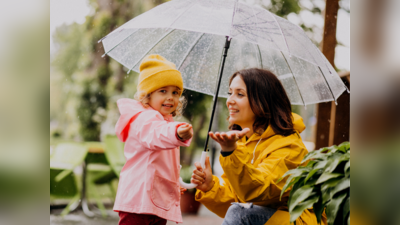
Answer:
[{"left": 114, "top": 54, "right": 193, "bottom": 225}]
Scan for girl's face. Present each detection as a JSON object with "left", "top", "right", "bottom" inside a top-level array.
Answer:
[
  {"left": 148, "top": 86, "right": 181, "bottom": 116},
  {"left": 227, "top": 75, "right": 256, "bottom": 129}
]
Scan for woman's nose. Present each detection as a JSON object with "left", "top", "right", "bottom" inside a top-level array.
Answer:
[{"left": 226, "top": 96, "right": 234, "bottom": 105}]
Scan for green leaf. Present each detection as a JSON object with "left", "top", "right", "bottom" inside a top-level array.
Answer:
[
  {"left": 344, "top": 160, "right": 350, "bottom": 177},
  {"left": 280, "top": 175, "right": 301, "bottom": 200},
  {"left": 281, "top": 167, "right": 311, "bottom": 181},
  {"left": 313, "top": 196, "right": 325, "bottom": 224},
  {"left": 338, "top": 142, "right": 350, "bottom": 152},
  {"left": 288, "top": 177, "right": 305, "bottom": 205},
  {"left": 327, "top": 145, "right": 340, "bottom": 154},
  {"left": 322, "top": 188, "right": 332, "bottom": 204},
  {"left": 330, "top": 178, "right": 350, "bottom": 197},
  {"left": 304, "top": 168, "right": 323, "bottom": 184},
  {"left": 326, "top": 192, "right": 348, "bottom": 225},
  {"left": 288, "top": 185, "right": 315, "bottom": 212},
  {"left": 280, "top": 167, "right": 311, "bottom": 199},
  {"left": 316, "top": 173, "right": 343, "bottom": 184},
  {"left": 289, "top": 195, "right": 319, "bottom": 223},
  {"left": 304, "top": 160, "right": 328, "bottom": 183},
  {"left": 304, "top": 176, "right": 319, "bottom": 186},
  {"left": 301, "top": 151, "right": 329, "bottom": 164},
  {"left": 343, "top": 196, "right": 350, "bottom": 224},
  {"left": 306, "top": 160, "right": 317, "bottom": 168},
  {"left": 325, "top": 153, "right": 348, "bottom": 173},
  {"left": 321, "top": 177, "right": 343, "bottom": 191}
]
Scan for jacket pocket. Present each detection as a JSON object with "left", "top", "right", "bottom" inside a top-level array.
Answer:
[{"left": 150, "top": 174, "right": 178, "bottom": 210}]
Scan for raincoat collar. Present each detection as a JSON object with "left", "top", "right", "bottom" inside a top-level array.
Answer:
[{"left": 242, "top": 113, "right": 305, "bottom": 144}]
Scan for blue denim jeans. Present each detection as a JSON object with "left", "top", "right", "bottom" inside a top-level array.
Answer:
[{"left": 221, "top": 203, "right": 277, "bottom": 225}]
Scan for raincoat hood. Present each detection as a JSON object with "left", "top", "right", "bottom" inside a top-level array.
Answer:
[
  {"left": 115, "top": 98, "right": 148, "bottom": 142},
  {"left": 292, "top": 112, "right": 306, "bottom": 133}
]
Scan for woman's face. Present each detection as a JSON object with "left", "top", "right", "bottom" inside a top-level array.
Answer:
[{"left": 226, "top": 75, "right": 256, "bottom": 129}]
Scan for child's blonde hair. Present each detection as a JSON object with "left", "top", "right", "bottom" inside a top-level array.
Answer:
[{"left": 134, "top": 88, "right": 187, "bottom": 117}]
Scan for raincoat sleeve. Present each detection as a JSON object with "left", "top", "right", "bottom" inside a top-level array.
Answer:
[
  {"left": 219, "top": 143, "right": 304, "bottom": 203},
  {"left": 195, "top": 174, "right": 238, "bottom": 218},
  {"left": 132, "top": 110, "right": 192, "bottom": 150}
]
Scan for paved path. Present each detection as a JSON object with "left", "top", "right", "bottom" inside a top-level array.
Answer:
[{"left": 50, "top": 204, "right": 223, "bottom": 225}]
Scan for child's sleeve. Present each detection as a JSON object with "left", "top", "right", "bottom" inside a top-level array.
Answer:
[{"left": 132, "top": 110, "right": 192, "bottom": 150}]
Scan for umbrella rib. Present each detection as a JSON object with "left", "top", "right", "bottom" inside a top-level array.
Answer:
[
  {"left": 127, "top": 29, "right": 175, "bottom": 74},
  {"left": 280, "top": 51, "right": 306, "bottom": 106},
  {"left": 177, "top": 32, "right": 206, "bottom": 69},
  {"left": 250, "top": 6, "right": 263, "bottom": 68},
  {"left": 317, "top": 66, "right": 337, "bottom": 104},
  {"left": 167, "top": 0, "right": 199, "bottom": 30},
  {"left": 101, "top": 29, "right": 140, "bottom": 58},
  {"left": 256, "top": 44, "right": 263, "bottom": 68},
  {"left": 229, "top": 0, "right": 239, "bottom": 38},
  {"left": 268, "top": 11, "right": 291, "bottom": 57}
]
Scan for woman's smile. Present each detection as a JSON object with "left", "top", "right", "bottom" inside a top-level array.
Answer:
[{"left": 229, "top": 107, "right": 239, "bottom": 115}]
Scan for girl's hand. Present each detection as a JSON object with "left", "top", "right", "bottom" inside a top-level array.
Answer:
[
  {"left": 192, "top": 156, "right": 214, "bottom": 192},
  {"left": 177, "top": 123, "right": 193, "bottom": 141},
  {"left": 180, "top": 187, "right": 187, "bottom": 195},
  {"left": 209, "top": 128, "right": 250, "bottom": 152}
]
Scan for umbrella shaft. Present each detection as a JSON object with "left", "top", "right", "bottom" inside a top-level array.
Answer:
[{"left": 203, "top": 36, "right": 231, "bottom": 152}]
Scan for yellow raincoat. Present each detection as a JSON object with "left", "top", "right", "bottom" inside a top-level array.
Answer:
[{"left": 195, "top": 113, "right": 327, "bottom": 225}]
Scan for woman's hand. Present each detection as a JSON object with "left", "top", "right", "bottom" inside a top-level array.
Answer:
[
  {"left": 192, "top": 156, "right": 214, "bottom": 192},
  {"left": 209, "top": 128, "right": 250, "bottom": 152},
  {"left": 177, "top": 123, "right": 193, "bottom": 141}
]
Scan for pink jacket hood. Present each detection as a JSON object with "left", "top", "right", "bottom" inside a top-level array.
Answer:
[{"left": 115, "top": 98, "right": 150, "bottom": 142}]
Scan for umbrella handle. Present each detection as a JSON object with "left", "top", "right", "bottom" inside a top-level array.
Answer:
[{"left": 179, "top": 151, "right": 207, "bottom": 189}]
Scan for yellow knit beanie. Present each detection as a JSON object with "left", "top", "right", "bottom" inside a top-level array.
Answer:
[{"left": 137, "top": 54, "right": 183, "bottom": 96}]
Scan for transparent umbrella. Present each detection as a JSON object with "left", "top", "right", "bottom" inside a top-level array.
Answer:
[{"left": 99, "top": 0, "right": 348, "bottom": 188}]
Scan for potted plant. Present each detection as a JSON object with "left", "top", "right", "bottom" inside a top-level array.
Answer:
[
  {"left": 279, "top": 142, "right": 350, "bottom": 225},
  {"left": 179, "top": 165, "right": 202, "bottom": 214}
]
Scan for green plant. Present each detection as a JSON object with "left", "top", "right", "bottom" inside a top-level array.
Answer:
[{"left": 279, "top": 142, "right": 350, "bottom": 225}]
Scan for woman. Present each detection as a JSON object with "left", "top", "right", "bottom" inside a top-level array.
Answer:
[{"left": 191, "top": 68, "right": 327, "bottom": 225}]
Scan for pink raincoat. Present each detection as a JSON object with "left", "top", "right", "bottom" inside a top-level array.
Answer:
[{"left": 113, "top": 98, "right": 191, "bottom": 223}]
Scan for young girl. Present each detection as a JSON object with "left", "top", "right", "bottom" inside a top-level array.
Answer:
[{"left": 114, "top": 54, "right": 193, "bottom": 225}]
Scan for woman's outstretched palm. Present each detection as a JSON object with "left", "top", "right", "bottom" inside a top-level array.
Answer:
[{"left": 209, "top": 128, "right": 250, "bottom": 152}]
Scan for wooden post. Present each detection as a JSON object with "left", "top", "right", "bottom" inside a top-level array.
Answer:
[
  {"left": 333, "top": 78, "right": 350, "bottom": 145},
  {"left": 315, "top": 0, "right": 340, "bottom": 149}
]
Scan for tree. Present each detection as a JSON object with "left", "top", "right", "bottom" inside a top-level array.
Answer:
[{"left": 51, "top": 0, "right": 165, "bottom": 141}]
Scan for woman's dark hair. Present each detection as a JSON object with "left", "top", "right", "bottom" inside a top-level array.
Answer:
[{"left": 228, "top": 68, "right": 295, "bottom": 136}]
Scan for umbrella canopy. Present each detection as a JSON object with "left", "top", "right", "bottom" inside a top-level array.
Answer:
[{"left": 100, "top": 0, "right": 347, "bottom": 105}]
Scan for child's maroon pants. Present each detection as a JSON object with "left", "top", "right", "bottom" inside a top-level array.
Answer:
[{"left": 118, "top": 211, "right": 167, "bottom": 225}]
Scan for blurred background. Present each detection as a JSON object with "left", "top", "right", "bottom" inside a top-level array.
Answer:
[{"left": 3, "top": 0, "right": 400, "bottom": 224}]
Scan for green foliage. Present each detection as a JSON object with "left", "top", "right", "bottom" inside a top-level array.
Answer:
[
  {"left": 52, "top": 23, "right": 84, "bottom": 77},
  {"left": 51, "top": 0, "right": 159, "bottom": 141},
  {"left": 280, "top": 142, "right": 350, "bottom": 225},
  {"left": 77, "top": 81, "right": 107, "bottom": 141},
  {"left": 268, "top": 0, "right": 301, "bottom": 17}
]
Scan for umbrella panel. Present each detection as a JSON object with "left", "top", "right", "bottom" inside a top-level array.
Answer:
[{"left": 103, "top": 28, "right": 346, "bottom": 105}]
